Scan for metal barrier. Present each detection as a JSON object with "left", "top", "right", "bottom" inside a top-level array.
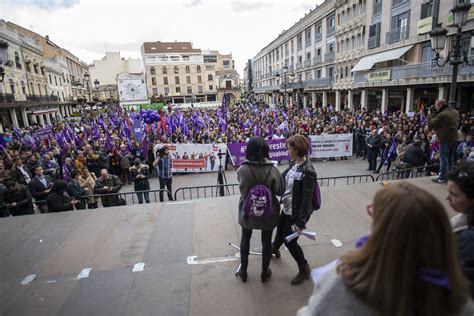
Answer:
[
  {"left": 318, "top": 174, "right": 375, "bottom": 187},
  {"left": 375, "top": 164, "right": 439, "bottom": 182},
  {"left": 173, "top": 183, "right": 240, "bottom": 201}
]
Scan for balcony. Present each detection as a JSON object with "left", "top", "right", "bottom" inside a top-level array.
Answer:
[
  {"left": 304, "top": 78, "right": 332, "bottom": 90},
  {"left": 373, "top": 2, "right": 382, "bottom": 16},
  {"left": 313, "top": 55, "right": 322, "bottom": 65},
  {"left": 304, "top": 60, "right": 312, "bottom": 68},
  {"left": 26, "top": 95, "right": 60, "bottom": 102},
  {"left": 353, "top": 57, "right": 474, "bottom": 87},
  {"left": 368, "top": 35, "right": 380, "bottom": 49},
  {"left": 386, "top": 26, "right": 409, "bottom": 44},
  {"left": 327, "top": 27, "right": 335, "bottom": 37},
  {"left": 324, "top": 52, "right": 335, "bottom": 62},
  {"left": 0, "top": 93, "right": 15, "bottom": 103}
]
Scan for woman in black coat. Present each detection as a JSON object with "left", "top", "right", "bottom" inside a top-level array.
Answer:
[
  {"left": 272, "top": 135, "right": 318, "bottom": 285},
  {"left": 4, "top": 180, "right": 34, "bottom": 216},
  {"left": 47, "top": 180, "right": 78, "bottom": 213},
  {"left": 447, "top": 162, "right": 474, "bottom": 297}
]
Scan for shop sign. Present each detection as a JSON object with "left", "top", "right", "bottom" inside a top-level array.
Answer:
[
  {"left": 417, "top": 17, "right": 432, "bottom": 35},
  {"left": 368, "top": 70, "right": 391, "bottom": 81}
]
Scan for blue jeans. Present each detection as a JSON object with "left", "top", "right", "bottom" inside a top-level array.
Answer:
[
  {"left": 136, "top": 191, "right": 150, "bottom": 204},
  {"left": 439, "top": 142, "right": 456, "bottom": 180}
]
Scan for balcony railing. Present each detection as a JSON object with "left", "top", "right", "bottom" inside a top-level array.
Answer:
[
  {"left": 373, "top": 2, "right": 382, "bottom": 16},
  {"left": 327, "top": 27, "right": 335, "bottom": 37},
  {"left": 386, "top": 26, "right": 409, "bottom": 44},
  {"left": 324, "top": 52, "right": 335, "bottom": 62},
  {"left": 368, "top": 35, "right": 380, "bottom": 49},
  {"left": 0, "top": 93, "right": 15, "bottom": 103},
  {"left": 353, "top": 57, "right": 474, "bottom": 86},
  {"left": 304, "top": 77, "right": 332, "bottom": 89},
  {"left": 316, "top": 33, "right": 322, "bottom": 42},
  {"left": 313, "top": 55, "right": 322, "bottom": 65},
  {"left": 296, "top": 62, "right": 302, "bottom": 70},
  {"left": 26, "top": 95, "right": 60, "bottom": 102},
  {"left": 304, "top": 60, "right": 312, "bottom": 68}
]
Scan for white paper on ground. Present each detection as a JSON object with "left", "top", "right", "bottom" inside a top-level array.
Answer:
[
  {"left": 132, "top": 262, "right": 146, "bottom": 272},
  {"left": 77, "top": 268, "right": 92, "bottom": 280},
  {"left": 21, "top": 274, "right": 36, "bottom": 285},
  {"left": 331, "top": 239, "right": 343, "bottom": 247}
]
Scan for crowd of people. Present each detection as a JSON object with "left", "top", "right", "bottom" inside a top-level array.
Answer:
[{"left": 0, "top": 98, "right": 472, "bottom": 216}]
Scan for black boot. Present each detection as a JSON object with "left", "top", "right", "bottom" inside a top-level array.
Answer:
[
  {"left": 261, "top": 268, "right": 272, "bottom": 283},
  {"left": 237, "top": 268, "right": 247, "bottom": 283},
  {"left": 290, "top": 263, "right": 310, "bottom": 285}
]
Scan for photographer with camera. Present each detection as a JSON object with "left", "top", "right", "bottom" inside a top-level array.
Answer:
[
  {"left": 428, "top": 99, "right": 460, "bottom": 183},
  {"left": 153, "top": 145, "right": 174, "bottom": 202},
  {"left": 130, "top": 158, "right": 151, "bottom": 204}
]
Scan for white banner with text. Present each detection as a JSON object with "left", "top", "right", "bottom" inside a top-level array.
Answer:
[{"left": 309, "top": 134, "right": 353, "bottom": 158}]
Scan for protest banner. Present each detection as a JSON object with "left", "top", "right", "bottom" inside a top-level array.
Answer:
[
  {"left": 227, "top": 138, "right": 291, "bottom": 167},
  {"left": 166, "top": 143, "right": 227, "bottom": 173},
  {"left": 309, "top": 134, "right": 353, "bottom": 159},
  {"left": 33, "top": 127, "right": 52, "bottom": 141}
]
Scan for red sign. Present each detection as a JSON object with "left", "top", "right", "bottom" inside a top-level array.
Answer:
[{"left": 172, "top": 159, "right": 206, "bottom": 169}]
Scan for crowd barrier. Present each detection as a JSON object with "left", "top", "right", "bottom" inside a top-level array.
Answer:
[{"left": 375, "top": 164, "right": 439, "bottom": 182}]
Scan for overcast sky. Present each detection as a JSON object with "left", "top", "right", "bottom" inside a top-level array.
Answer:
[{"left": 1, "top": 0, "right": 324, "bottom": 75}]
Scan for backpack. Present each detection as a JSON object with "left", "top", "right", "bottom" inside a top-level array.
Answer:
[{"left": 242, "top": 166, "right": 273, "bottom": 218}]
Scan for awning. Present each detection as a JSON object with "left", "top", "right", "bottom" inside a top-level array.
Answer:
[
  {"left": 31, "top": 108, "right": 59, "bottom": 115},
  {"left": 351, "top": 45, "right": 413, "bottom": 72}
]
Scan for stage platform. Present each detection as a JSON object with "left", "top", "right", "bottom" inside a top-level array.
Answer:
[{"left": 0, "top": 177, "right": 453, "bottom": 316}]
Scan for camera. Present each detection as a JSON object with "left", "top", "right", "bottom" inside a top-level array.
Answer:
[{"left": 217, "top": 149, "right": 226, "bottom": 158}]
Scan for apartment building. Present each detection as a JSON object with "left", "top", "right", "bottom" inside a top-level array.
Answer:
[
  {"left": 0, "top": 20, "right": 88, "bottom": 129},
  {"left": 252, "top": 0, "right": 474, "bottom": 113},
  {"left": 141, "top": 41, "right": 239, "bottom": 104}
]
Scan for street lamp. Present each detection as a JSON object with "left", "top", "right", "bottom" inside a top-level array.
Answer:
[
  {"left": 0, "top": 40, "right": 8, "bottom": 83},
  {"left": 83, "top": 72, "right": 91, "bottom": 102},
  {"left": 275, "top": 65, "right": 295, "bottom": 107},
  {"left": 93, "top": 79, "right": 100, "bottom": 102},
  {"left": 429, "top": 2, "right": 473, "bottom": 108}
]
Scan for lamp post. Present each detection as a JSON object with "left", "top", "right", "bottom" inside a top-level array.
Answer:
[
  {"left": 94, "top": 79, "right": 100, "bottom": 102},
  {"left": 275, "top": 65, "right": 295, "bottom": 106},
  {"left": 429, "top": 2, "right": 473, "bottom": 108},
  {"left": 0, "top": 40, "right": 8, "bottom": 84},
  {"left": 83, "top": 72, "right": 91, "bottom": 102}
]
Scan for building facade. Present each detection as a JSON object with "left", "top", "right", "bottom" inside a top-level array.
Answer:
[
  {"left": 252, "top": 0, "right": 474, "bottom": 113},
  {"left": 141, "top": 41, "right": 239, "bottom": 104},
  {"left": 0, "top": 20, "right": 88, "bottom": 130},
  {"left": 88, "top": 52, "right": 142, "bottom": 102}
]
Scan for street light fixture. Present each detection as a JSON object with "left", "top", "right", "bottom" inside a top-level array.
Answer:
[
  {"left": 0, "top": 40, "right": 9, "bottom": 83},
  {"left": 83, "top": 72, "right": 91, "bottom": 102},
  {"left": 429, "top": 2, "right": 473, "bottom": 108},
  {"left": 275, "top": 65, "right": 295, "bottom": 107}
]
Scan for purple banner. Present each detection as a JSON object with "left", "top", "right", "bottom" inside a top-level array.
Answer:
[
  {"left": 33, "top": 127, "right": 52, "bottom": 141},
  {"left": 227, "top": 138, "right": 291, "bottom": 167}
]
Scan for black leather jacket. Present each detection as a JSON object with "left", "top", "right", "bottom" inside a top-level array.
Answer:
[{"left": 282, "top": 159, "right": 318, "bottom": 229}]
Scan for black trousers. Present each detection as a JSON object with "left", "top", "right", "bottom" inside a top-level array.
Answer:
[
  {"left": 367, "top": 149, "right": 378, "bottom": 171},
  {"left": 240, "top": 227, "right": 273, "bottom": 273},
  {"left": 273, "top": 214, "right": 308, "bottom": 266},
  {"left": 159, "top": 177, "right": 173, "bottom": 201}
]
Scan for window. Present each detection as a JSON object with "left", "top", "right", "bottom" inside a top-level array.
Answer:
[
  {"left": 26, "top": 61, "right": 31, "bottom": 72},
  {"left": 176, "top": 87, "right": 181, "bottom": 94},
  {"left": 33, "top": 64, "right": 38, "bottom": 74},
  {"left": 163, "top": 77, "right": 168, "bottom": 85},
  {"left": 187, "top": 86, "right": 192, "bottom": 94},
  {"left": 345, "top": 67, "right": 348, "bottom": 77},
  {"left": 182, "top": 55, "right": 190, "bottom": 61},
  {"left": 14, "top": 52, "right": 21, "bottom": 69},
  {"left": 225, "top": 80, "right": 232, "bottom": 88},
  {"left": 21, "top": 81, "right": 26, "bottom": 94},
  {"left": 203, "top": 55, "right": 217, "bottom": 63},
  {"left": 152, "top": 87, "right": 158, "bottom": 95},
  {"left": 223, "top": 60, "right": 231, "bottom": 68},
  {"left": 297, "top": 33, "right": 303, "bottom": 50},
  {"left": 174, "top": 66, "right": 179, "bottom": 74},
  {"left": 38, "top": 83, "right": 42, "bottom": 95},
  {"left": 150, "top": 66, "right": 156, "bottom": 75},
  {"left": 306, "top": 52, "right": 311, "bottom": 60},
  {"left": 305, "top": 29, "right": 311, "bottom": 47},
  {"left": 186, "top": 76, "right": 191, "bottom": 84},
  {"left": 317, "top": 69, "right": 322, "bottom": 78},
  {"left": 175, "top": 76, "right": 180, "bottom": 84},
  {"left": 197, "top": 65, "right": 201, "bottom": 73},
  {"left": 164, "top": 87, "right": 169, "bottom": 95},
  {"left": 185, "top": 65, "right": 190, "bottom": 73},
  {"left": 208, "top": 74, "right": 213, "bottom": 81},
  {"left": 162, "top": 66, "right": 167, "bottom": 74},
  {"left": 197, "top": 75, "right": 202, "bottom": 83},
  {"left": 198, "top": 86, "right": 203, "bottom": 93},
  {"left": 152, "top": 77, "right": 157, "bottom": 85},
  {"left": 421, "top": 0, "right": 433, "bottom": 19},
  {"left": 54, "top": 76, "right": 57, "bottom": 86},
  {"left": 40, "top": 67, "right": 44, "bottom": 75},
  {"left": 329, "top": 17, "right": 335, "bottom": 28},
  {"left": 49, "top": 74, "right": 52, "bottom": 84},
  {"left": 209, "top": 85, "right": 213, "bottom": 90},
  {"left": 59, "top": 77, "right": 62, "bottom": 86}
]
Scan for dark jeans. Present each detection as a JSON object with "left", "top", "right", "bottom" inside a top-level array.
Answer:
[
  {"left": 159, "top": 177, "right": 173, "bottom": 202},
  {"left": 136, "top": 191, "right": 150, "bottom": 204},
  {"left": 439, "top": 142, "right": 456, "bottom": 180},
  {"left": 376, "top": 159, "right": 391, "bottom": 173},
  {"left": 367, "top": 149, "right": 378, "bottom": 171},
  {"left": 273, "top": 214, "right": 308, "bottom": 266},
  {"left": 121, "top": 169, "right": 130, "bottom": 184},
  {"left": 240, "top": 227, "right": 273, "bottom": 272}
]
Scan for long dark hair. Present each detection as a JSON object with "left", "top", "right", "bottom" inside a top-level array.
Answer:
[
  {"left": 448, "top": 162, "right": 474, "bottom": 227},
  {"left": 245, "top": 137, "right": 270, "bottom": 163}
]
